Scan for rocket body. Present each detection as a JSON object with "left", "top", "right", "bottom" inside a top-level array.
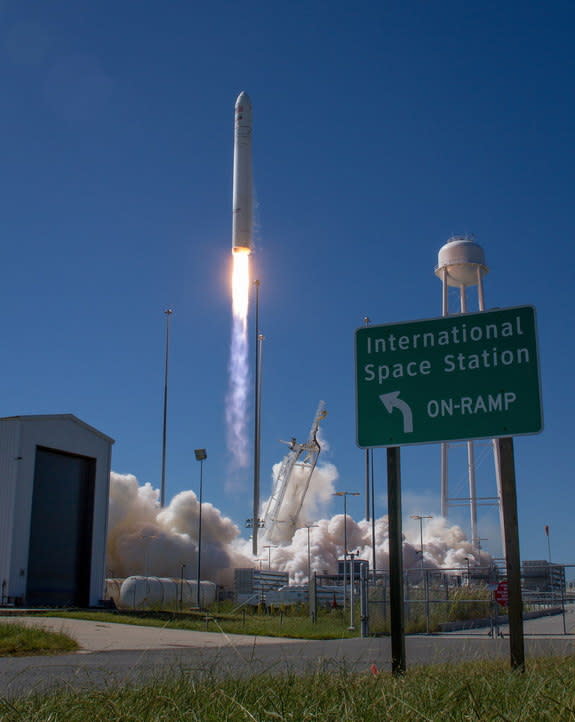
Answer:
[{"left": 232, "top": 91, "right": 253, "bottom": 254}]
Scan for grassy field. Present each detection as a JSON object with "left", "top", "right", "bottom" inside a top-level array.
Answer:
[
  {"left": 0, "top": 622, "right": 79, "bottom": 657},
  {"left": 30, "top": 587, "right": 498, "bottom": 639},
  {"left": 1, "top": 657, "right": 574, "bottom": 720},
  {"left": 35, "top": 606, "right": 361, "bottom": 639}
]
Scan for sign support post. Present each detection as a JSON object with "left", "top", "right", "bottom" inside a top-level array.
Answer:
[
  {"left": 387, "top": 446, "right": 406, "bottom": 675},
  {"left": 497, "top": 436, "right": 525, "bottom": 672}
]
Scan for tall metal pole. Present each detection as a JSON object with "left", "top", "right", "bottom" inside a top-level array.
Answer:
[
  {"left": 179, "top": 563, "right": 186, "bottom": 610},
  {"left": 365, "top": 447, "right": 371, "bottom": 521},
  {"left": 252, "top": 279, "right": 262, "bottom": 556},
  {"left": 194, "top": 449, "right": 207, "bottom": 609},
  {"left": 160, "top": 308, "right": 173, "bottom": 508},
  {"left": 459, "top": 287, "right": 479, "bottom": 550},
  {"left": 411, "top": 514, "right": 432, "bottom": 633},
  {"left": 545, "top": 525, "right": 552, "bottom": 563},
  {"left": 362, "top": 317, "right": 376, "bottom": 573},
  {"left": 363, "top": 320, "right": 371, "bottom": 523},
  {"left": 387, "top": 446, "right": 406, "bottom": 675},
  {"left": 497, "top": 437, "right": 525, "bottom": 672},
  {"left": 440, "top": 268, "right": 449, "bottom": 518},
  {"left": 343, "top": 494, "right": 348, "bottom": 613},
  {"left": 263, "top": 544, "right": 277, "bottom": 569},
  {"left": 305, "top": 523, "right": 319, "bottom": 582},
  {"left": 370, "top": 449, "right": 376, "bottom": 574},
  {"left": 348, "top": 550, "right": 356, "bottom": 631}
]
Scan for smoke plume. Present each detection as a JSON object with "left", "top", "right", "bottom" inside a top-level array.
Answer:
[
  {"left": 106, "top": 472, "right": 252, "bottom": 587},
  {"left": 107, "top": 449, "right": 491, "bottom": 587}
]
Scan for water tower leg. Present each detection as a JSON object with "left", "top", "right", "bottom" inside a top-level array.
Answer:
[
  {"left": 467, "top": 441, "right": 479, "bottom": 549},
  {"left": 440, "top": 443, "right": 448, "bottom": 518}
]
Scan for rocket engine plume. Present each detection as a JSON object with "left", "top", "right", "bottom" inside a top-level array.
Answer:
[{"left": 226, "top": 249, "right": 251, "bottom": 470}]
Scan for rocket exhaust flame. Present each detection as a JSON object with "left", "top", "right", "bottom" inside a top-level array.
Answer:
[
  {"left": 226, "top": 249, "right": 251, "bottom": 470},
  {"left": 231, "top": 248, "right": 250, "bottom": 319}
]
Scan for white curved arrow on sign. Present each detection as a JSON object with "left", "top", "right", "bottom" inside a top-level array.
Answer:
[{"left": 379, "top": 391, "right": 413, "bottom": 433}]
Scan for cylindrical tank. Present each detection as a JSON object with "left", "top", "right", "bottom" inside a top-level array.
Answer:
[
  {"left": 118, "top": 576, "right": 217, "bottom": 610},
  {"left": 104, "top": 578, "right": 124, "bottom": 606},
  {"left": 434, "top": 236, "right": 488, "bottom": 287}
]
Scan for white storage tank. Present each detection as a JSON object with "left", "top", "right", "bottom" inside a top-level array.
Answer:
[
  {"left": 119, "top": 576, "right": 217, "bottom": 610},
  {"left": 103, "top": 578, "right": 123, "bottom": 607}
]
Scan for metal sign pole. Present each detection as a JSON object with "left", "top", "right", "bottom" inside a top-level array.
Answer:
[
  {"left": 387, "top": 446, "right": 406, "bottom": 675},
  {"left": 497, "top": 436, "right": 525, "bottom": 672}
]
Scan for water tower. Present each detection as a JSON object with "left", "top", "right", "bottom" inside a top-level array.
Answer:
[{"left": 435, "top": 236, "right": 504, "bottom": 554}]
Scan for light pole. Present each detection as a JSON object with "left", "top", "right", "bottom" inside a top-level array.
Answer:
[
  {"left": 263, "top": 545, "right": 277, "bottom": 569},
  {"left": 411, "top": 515, "right": 433, "bottom": 573},
  {"left": 179, "top": 563, "right": 186, "bottom": 610},
  {"left": 333, "top": 491, "right": 360, "bottom": 612},
  {"left": 347, "top": 550, "right": 358, "bottom": 630},
  {"left": 304, "top": 523, "right": 319, "bottom": 583},
  {"left": 160, "top": 308, "right": 173, "bottom": 508},
  {"left": 141, "top": 531, "right": 158, "bottom": 577},
  {"left": 477, "top": 537, "right": 488, "bottom": 576},
  {"left": 464, "top": 556, "right": 471, "bottom": 586},
  {"left": 544, "top": 525, "right": 552, "bottom": 600},
  {"left": 194, "top": 448, "right": 207, "bottom": 609},
  {"left": 544, "top": 525, "right": 552, "bottom": 563},
  {"left": 252, "top": 279, "right": 264, "bottom": 556},
  {"left": 363, "top": 317, "right": 377, "bottom": 577},
  {"left": 411, "top": 514, "right": 432, "bottom": 633}
]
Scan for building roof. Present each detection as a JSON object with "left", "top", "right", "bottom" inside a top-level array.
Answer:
[{"left": 0, "top": 414, "right": 115, "bottom": 444}]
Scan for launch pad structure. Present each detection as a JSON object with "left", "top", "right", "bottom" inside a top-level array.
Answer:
[{"left": 263, "top": 402, "right": 327, "bottom": 544}]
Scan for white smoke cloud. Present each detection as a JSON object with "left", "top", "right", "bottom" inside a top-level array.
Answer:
[
  {"left": 106, "top": 450, "right": 492, "bottom": 588},
  {"left": 106, "top": 472, "right": 252, "bottom": 587}
]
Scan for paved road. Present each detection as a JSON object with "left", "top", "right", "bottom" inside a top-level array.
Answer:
[{"left": 0, "top": 616, "right": 573, "bottom": 699}]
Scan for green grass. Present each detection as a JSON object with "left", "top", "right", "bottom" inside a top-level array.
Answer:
[
  {"left": 1, "top": 657, "right": 575, "bottom": 720},
  {"left": 34, "top": 607, "right": 360, "bottom": 639},
  {"left": 32, "top": 587, "right": 500, "bottom": 639},
  {"left": 0, "top": 622, "right": 79, "bottom": 657},
  {"left": 370, "top": 586, "right": 496, "bottom": 635}
]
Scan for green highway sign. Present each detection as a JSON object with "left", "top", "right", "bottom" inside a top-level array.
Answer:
[{"left": 355, "top": 306, "right": 542, "bottom": 447}]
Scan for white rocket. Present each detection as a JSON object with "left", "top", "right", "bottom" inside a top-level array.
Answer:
[{"left": 232, "top": 91, "right": 253, "bottom": 254}]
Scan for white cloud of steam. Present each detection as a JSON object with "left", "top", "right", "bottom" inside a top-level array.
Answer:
[
  {"left": 253, "top": 513, "right": 491, "bottom": 585},
  {"left": 107, "top": 451, "right": 492, "bottom": 588},
  {"left": 106, "top": 472, "right": 252, "bottom": 587}
]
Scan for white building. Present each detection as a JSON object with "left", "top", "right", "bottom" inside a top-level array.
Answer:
[
  {"left": 0, "top": 415, "right": 114, "bottom": 607},
  {"left": 234, "top": 568, "right": 289, "bottom": 605}
]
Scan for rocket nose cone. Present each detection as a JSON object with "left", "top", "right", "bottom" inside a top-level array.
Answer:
[{"left": 235, "top": 91, "right": 252, "bottom": 109}]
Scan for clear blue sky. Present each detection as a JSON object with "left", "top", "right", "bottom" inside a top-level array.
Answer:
[{"left": 1, "top": 1, "right": 573, "bottom": 567}]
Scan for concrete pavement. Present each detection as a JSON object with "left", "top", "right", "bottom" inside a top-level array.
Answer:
[
  {"left": 1, "top": 615, "right": 304, "bottom": 652},
  {"left": 0, "top": 615, "right": 573, "bottom": 699}
]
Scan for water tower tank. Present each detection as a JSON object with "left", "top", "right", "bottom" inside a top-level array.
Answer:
[{"left": 434, "top": 236, "right": 488, "bottom": 287}]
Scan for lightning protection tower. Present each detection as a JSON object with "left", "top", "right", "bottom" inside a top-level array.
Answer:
[{"left": 435, "top": 236, "right": 504, "bottom": 555}]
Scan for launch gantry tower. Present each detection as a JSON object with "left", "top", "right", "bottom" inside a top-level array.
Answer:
[{"left": 263, "top": 402, "right": 327, "bottom": 544}]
